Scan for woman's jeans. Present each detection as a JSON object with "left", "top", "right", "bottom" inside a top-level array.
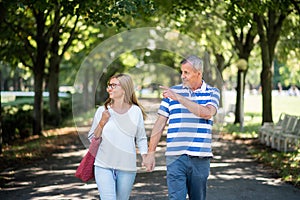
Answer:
[
  {"left": 166, "top": 155, "right": 210, "bottom": 200},
  {"left": 94, "top": 166, "right": 136, "bottom": 200}
]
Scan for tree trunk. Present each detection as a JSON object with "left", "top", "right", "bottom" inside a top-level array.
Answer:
[
  {"left": 48, "top": 57, "right": 60, "bottom": 126},
  {"left": 229, "top": 24, "right": 256, "bottom": 125},
  {"left": 33, "top": 11, "right": 48, "bottom": 135},
  {"left": 48, "top": 5, "right": 62, "bottom": 126},
  {"left": 258, "top": 24, "right": 274, "bottom": 123},
  {"left": 215, "top": 54, "right": 226, "bottom": 108},
  {"left": 261, "top": 62, "right": 273, "bottom": 123},
  {"left": 234, "top": 70, "right": 242, "bottom": 124},
  {"left": 0, "top": 70, "right": 2, "bottom": 154},
  {"left": 33, "top": 65, "right": 44, "bottom": 135},
  {"left": 254, "top": 10, "right": 286, "bottom": 124}
]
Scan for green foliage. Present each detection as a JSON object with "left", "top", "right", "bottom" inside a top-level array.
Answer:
[
  {"left": 2, "top": 105, "right": 33, "bottom": 143},
  {"left": 0, "top": 0, "right": 156, "bottom": 135},
  {"left": 0, "top": 0, "right": 299, "bottom": 139},
  {"left": 1, "top": 0, "right": 299, "bottom": 92},
  {"left": 77, "top": 0, "right": 155, "bottom": 27},
  {"left": 225, "top": 122, "right": 260, "bottom": 138},
  {"left": 2, "top": 96, "right": 72, "bottom": 144},
  {"left": 43, "top": 97, "right": 73, "bottom": 126}
]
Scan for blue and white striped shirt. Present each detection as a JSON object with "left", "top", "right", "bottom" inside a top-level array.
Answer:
[{"left": 158, "top": 81, "right": 220, "bottom": 157}]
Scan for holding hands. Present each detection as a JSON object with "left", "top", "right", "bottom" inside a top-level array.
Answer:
[
  {"left": 141, "top": 86, "right": 173, "bottom": 173},
  {"left": 142, "top": 152, "right": 156, "bottom": 172}
]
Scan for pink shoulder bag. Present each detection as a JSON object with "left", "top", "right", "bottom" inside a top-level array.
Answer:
[{"left": 75, "top": 137, "right": 102, "bottom": 182}]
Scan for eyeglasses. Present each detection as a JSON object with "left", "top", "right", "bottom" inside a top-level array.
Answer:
[{"left": 107, "top": 83, "right": 121, "bottom": 89}]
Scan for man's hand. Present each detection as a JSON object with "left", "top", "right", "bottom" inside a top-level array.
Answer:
[
  {"left": 160, "top": 86, "right": 178, "bottom": 100},
  {"left": 160, "top": 85, "right": 216, "bottom": 119}
]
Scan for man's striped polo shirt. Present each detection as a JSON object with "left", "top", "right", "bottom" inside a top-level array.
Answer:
[{"left": 158, "top": 81, "right": 220, "bottom": 157}]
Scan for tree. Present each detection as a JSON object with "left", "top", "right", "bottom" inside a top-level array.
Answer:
[
  {"left": 221, "top": 0, "right": 299, "bottom": 124},
  {"left": 223, "top": 1, "right": 258, "bottom": 124},
  {"left": 0, "top": 1, "right": 5, "bottom": 153},
  {"left": 47, "top": 3, "right": 80, "bottom": 126},
  {"left": 152, "top": 0, "right": 299, "bottom": 126},
  {"left": 275, "top": 12, "right": 300, "bottom": 88},
  {"left": 1, "top": 1, "right": 61, "bottom": 134},
  {"left": 47, "top": 0, "right": 154, "bottom": 126},
  {"left": 150, "top": 0, "right": 232, "bottom": 106},
  {"left": 253, "top": 1, "right": 299, "bottom": 123},
  {"left": 0, "top": 0, "right": 154, "bottom": 134}
]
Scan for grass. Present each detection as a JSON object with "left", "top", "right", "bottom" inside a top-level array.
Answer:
[{"left": 244, "top": 93, "right": 300, "bottom": 122}]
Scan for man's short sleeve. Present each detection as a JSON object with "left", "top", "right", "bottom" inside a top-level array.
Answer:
[{"left": 157, "top": 98, "right": 170, "bottom": 118}]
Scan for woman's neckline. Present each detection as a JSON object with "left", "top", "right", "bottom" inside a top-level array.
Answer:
[{"left": 109, "top": 104, "right": 133, "bottom": 115}]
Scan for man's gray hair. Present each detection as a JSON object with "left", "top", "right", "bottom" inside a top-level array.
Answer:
[{"left": 180, "top": 55, "right": 204, "bottom": 72}]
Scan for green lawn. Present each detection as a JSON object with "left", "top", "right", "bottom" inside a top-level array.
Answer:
[{"left": 244, "top": 94, "right": 300, "bottom": 123}]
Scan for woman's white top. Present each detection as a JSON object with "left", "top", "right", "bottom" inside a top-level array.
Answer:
[{"left": 88, "top": 105, "right": 148, "bottom": 171}]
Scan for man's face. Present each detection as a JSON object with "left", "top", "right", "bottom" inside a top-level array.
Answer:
[{"left": 181, "top": 62, "right": 202, "bottom": 89}]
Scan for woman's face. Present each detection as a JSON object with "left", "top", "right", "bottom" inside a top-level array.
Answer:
[{"left": 107, "top": 78, "right": 124, "bottom": 99}]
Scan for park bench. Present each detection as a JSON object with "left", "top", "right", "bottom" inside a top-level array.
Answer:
[
  {"left": 259, "top": 113, "right": 287, "bottom": 146},
  {"left": 259, "top": 122, "right": 275, "bottom": 144},
  {"left": 269, "top": 114, "right": 297, "bottom": 149},
  {"left": 275, "top": 116, "right": 300, "bottom": 152}
]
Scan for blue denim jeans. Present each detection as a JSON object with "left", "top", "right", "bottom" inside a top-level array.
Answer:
[
  {"left": 94, "top": 166, "right": 136, "bottom": 200},
  {"left": 166, "top": 155, "right": 210, "bottom": 200}
]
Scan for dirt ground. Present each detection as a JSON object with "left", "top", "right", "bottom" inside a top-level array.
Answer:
[{"left": 1, "top": 98, "right": 300, "bottom": 199}]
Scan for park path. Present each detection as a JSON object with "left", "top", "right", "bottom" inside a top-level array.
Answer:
[
  {"left": 1, "top": 98, "right": 300, "bottom": 200},
  {"left": 1, "top": 127, "right": 300, "bottom": 200}
]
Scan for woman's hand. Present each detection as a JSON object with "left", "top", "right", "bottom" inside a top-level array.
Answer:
[
  {"left": 94, "top": 109, "right": 110, "bottom": 138},
  {"left": 100, "top": 109, "right": 110, "bottom": 127}
]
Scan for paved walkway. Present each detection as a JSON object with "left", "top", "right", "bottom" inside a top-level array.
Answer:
[
  {"left": 131, "top": 134, "right": 300, "bottom": 200},
  {"left": 1, "top": 126, "right": 300, "bottom": 200}
]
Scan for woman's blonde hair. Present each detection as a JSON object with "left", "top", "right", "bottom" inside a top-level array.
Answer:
[{"left": 104, "top": 73, "right": 147, "bottom": 119}]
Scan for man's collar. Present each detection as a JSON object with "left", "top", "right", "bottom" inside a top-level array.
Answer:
[{"left": 181, "top": 80, "right": 207, "bottom": 91}]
